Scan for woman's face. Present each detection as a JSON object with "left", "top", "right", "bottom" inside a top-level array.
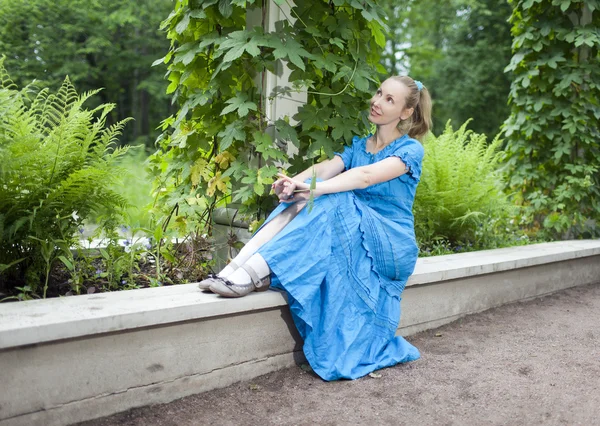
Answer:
[{"left": 368, "top": 78, "right": 414, "bottom": 127}]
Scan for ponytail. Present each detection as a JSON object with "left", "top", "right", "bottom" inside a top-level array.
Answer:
[{"left": 390, "top": 76, "right": 433, "bottom": 141}]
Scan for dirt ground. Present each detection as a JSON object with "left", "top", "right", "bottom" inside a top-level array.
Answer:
[{"left": 79, "top": 282, "right": 600, "bottom": 426}]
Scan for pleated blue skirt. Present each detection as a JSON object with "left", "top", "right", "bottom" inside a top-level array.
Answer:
[{"left": 257, "top": 191, "right": 420, "bottom": 381}]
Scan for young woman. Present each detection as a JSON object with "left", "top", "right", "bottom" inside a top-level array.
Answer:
[{"left": 199, "top": 76, "right": 432, "bottom": 381}]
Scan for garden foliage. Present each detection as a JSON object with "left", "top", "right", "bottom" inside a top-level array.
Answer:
[
  {"left": 0, "top": 60, "right": 130, "bottom": 297},
  {"left": 0, "top": 0, "right": 174, "bottom": 147},
  {"left": 151, "top": 0, "right": 388, "bottom": 227},
  {"left": 414, "top": 122, "right": 521, "bottom": 252},
  {"left": 504, "top": 0, "right": 600, "bottom": 238},
  {"left": 381, "top": 0, "right": 513, "bottom": 137}
]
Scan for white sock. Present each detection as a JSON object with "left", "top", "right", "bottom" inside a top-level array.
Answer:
[
  {"left": 219, "top": 203, "right": 300, "bottom": 278},
  {"left": 218, "top": 240, "right": 260, "bottom": 277},
  {"left": 227, "top": 253, "right": 271, "bottom": 285}
]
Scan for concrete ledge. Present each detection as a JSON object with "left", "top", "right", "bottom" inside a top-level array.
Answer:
[{"left": 1, "top": 240, "right": 599, "bottom": 426}]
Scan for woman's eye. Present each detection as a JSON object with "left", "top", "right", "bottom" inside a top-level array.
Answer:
[
  {"left": 387, "top": 97, "right": 393, "bottom": 103},
  {"left": 376, "top": 89, "right": 382, "bottom": 95}
]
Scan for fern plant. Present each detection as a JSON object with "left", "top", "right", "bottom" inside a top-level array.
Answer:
[
  {"left": 0, "top": 59, "right": 130, "bottom": 297},
  {"left": 414, "top": 121, "right": 517, "bottom": 249}
]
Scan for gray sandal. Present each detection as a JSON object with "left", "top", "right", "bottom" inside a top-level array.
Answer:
[
  {"left": 208, "top": 263, "right": 271, "bottom": 298},
  {"left": 198, "top": 260, "right": 240, "bottom": 292}
]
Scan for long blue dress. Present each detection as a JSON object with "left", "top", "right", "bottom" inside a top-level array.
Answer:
[{"left": 257, "top": 133, "right": 424, "bottom": 381}]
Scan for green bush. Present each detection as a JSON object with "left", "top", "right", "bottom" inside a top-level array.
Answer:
[
  {"left": 415, "top": 121, "right": 525, "bottom": 253},
  {"left": 0, "top": 60, "right": 130, "bottom": 297},
  {"left": 116, "top": 149, "right": 154, "bottom": 229},
  {"left": 88, "top": 147, "right": 154, "bottom": 231},
  {"left": 503, "top": 1, "right": 599, "bottom": 239}
]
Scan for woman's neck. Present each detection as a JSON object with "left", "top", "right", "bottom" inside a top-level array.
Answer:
[{"left": 374, "top": 125, "right": 402, "bottom": 150}]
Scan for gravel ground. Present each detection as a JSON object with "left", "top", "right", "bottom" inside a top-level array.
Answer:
[{"left": 80, "top": 282, "right": 600, "bottom": 426}]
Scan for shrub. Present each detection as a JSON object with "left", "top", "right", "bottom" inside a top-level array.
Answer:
[
  {"left": 89, "top": 147, "right": 155, "bottom": 231},
  {"left": 414, "top": 121, "right": 523, "bottom": 252},
  {"left": 503, "top": 1, "right": 599, "bottom": 239},
  {"left": 0, "top": 60, "right": 130, "bottom": 297}
]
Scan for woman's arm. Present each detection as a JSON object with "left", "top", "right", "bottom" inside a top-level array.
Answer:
[
  {"left": 291, "top": 156, "right": 346, "bottom": 182},
  {"left": 277, "top": 156, "right": 409, "bottom": 202},
  {"left": 272, "top": 156, "right": 346, "bottom": 200},
  {"left": 315, "top": 157, "right": 408, "bottom": 195}
]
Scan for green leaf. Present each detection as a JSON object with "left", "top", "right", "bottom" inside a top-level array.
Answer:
[
  {"left": 198, "top": 32, "right": 223, "bottom": 50},
  {"left": 218, "top": 0, "right": 233, "bottom": 18},
  {"left": 58, "top": 255, "right": 74, "bottom": 271},
  {"left": 179, "top": 49, "right": 197, "bottom": 66},
  {"left": 166, "top": 72, "right": 180, "bottom": 94},
  {"left": 274, "top": 119, "right": 299, "bottom": 147},
  {"left": 299, "top": 363, "right": 313, "bottom": 372},
  {"left": 272, "top": 38, "right": 311, "bottom": 71},
  {"left": 253, "top": 131, "right": 284, "bottom": 161},
  {"left": 340, "top": 28, "right": 353, "bottom": 40},
  {"left": 353, "top": 75, "right": 369, "bottom": 92},
  {"left": 241, "top": 173, "right": 256, "bottom": 184},
  {"left": 253, "top": 182, "right": 264, "bottom": 195},
  {"left": 553, "top": 143, "right": 571, "bottom": 160},
  {"left": 218, "top": 121, "right": 246, "bottom": 151},
  {"left": 153, "top": 225, "right": 164, "bottom": 243},
  {"left": 99, "top": 248, "right": 110, "bottom": 260},
  {"left": 533, "top": 100, "right": 544, "bottom": 112},
  {"left": 160, "top": 250, "right": 177, "bottom": 264},
  {"left": 307, "top": 166, "right": 317, "bottom": 213},
  {"left": 245, "top": 39, "right": 261, "bottom": 56},
  {"left": 329, "top": 37, "right": 345, "bottom": 50},
  {"left": 175, "top": 13, "right": 190, "bottom": 35},
  {"left": 222, "top": 44, "right": 247, "bottom": 62},
  {"left": 189, "top": 10, "right": 207, "bottom": 19},
  {"left": 367, "top": 21, "right": 386, "bottom": 48},
  {"left": 152, "top": 55, "right": 168, "bottom": 67},
  {"left": 0, "top": 258, "right": 26, "bottom": 273},
  {"left": 221, "top": 94, "right": 258, "bottom": 118}
]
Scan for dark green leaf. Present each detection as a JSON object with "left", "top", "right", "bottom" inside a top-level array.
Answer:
[{"left": 218, "top": 0, "right": 233, "bottom": 18}]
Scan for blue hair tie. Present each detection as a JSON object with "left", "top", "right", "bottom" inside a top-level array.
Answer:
[{"left": 414, "top": 80, "right": 423, "bottom": 91}]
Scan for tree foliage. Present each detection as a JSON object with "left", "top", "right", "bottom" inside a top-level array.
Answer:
[
  {"left": 381, "top": 0, "right": 513, "bottom": 136},
  {"left": 503, "top": 0, "right": 600, "bottom": 238},
  {"left": 151, "top": 0, "right": 388, "bottom": 227},
  {"left": 0, "top": 0, "right": 173, "bottom": 145}
]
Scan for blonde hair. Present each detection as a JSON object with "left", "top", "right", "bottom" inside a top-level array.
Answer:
[{"left": 390, "top": 76, "right": 433, "bottom": 141}]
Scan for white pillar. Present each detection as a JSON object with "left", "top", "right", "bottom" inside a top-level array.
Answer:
[{"left": 247, "top": 1, "right": 307, "bottom": 126}]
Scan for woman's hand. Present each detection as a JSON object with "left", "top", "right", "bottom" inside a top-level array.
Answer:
[
  {"left": 271, "top": 175, "right": 298, "bottom": 202},
  {"left": 271, "top": 177, "right": 287, "bottom": 199},
  {"left": 273, "top": 173, "right": 312, "bottom": 203}
]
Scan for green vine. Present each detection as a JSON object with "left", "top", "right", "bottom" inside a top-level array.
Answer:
[
  {"left": 503, "top": 0, "right": 600, "bottom": 238},
  {"left": 150, "top": 0, "right": 388, "bottom": 230}
]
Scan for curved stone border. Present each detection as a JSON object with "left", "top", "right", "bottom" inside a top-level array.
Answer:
[{"left": 1, "top": 240, "right": 599, "bottom": 426}]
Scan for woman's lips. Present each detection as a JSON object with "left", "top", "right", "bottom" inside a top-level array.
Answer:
[{"left": 370, "top": 106, "right": 381, "bottom": 116}]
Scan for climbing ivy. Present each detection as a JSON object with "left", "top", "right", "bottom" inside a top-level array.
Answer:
[
  {"left": 150, "top": 0, "right": 387, "bottom": 231},
  {"left": 503, "top": 0, "right": 600, "bottom": 238}
]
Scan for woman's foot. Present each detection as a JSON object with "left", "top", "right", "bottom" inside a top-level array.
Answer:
[
  {"left": 198, "top": 260, "right": 240, "bottom": 292},
  {"left": 209, "top": 263, "right": 271, "bottom": 298}
]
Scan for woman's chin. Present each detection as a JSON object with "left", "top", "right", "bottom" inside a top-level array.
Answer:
[{"left": 367, "top": 114, "right": 380, "bottom": 124}]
